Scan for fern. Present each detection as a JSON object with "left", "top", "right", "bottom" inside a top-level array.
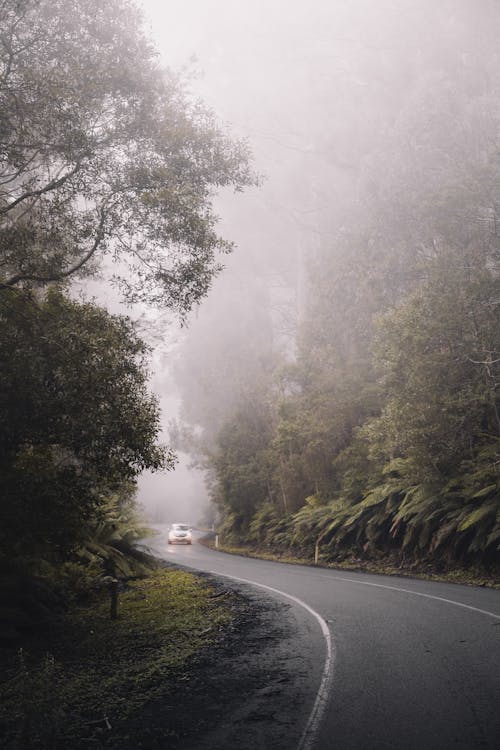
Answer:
[{"left": 74, "top": 486, "right": 157, "bottom": 579}]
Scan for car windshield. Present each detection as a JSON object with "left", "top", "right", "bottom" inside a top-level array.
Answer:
[{"left": 172, "top": 524, "right": 189, "bottom": 531}]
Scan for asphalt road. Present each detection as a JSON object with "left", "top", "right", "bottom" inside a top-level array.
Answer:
[{"left": 152, "top": 530, "right": 500, "bottom": 750}]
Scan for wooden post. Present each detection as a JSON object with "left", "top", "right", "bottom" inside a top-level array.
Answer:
[
  {"left": 215, "top": 534, "right": 219, "bottom": 549},
  {"left": 109, "top": 578, "right": 119, "bottom": 620},
  {"left": 315, "top": 530, "right": 327, "bottom": 565}
]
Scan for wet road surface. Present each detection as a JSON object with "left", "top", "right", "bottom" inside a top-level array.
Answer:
[{"left": 151, "top": 530, "right": 500, "bottom": 749}]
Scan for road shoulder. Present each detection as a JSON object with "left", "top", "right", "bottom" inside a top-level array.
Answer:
[{"left": 167, "top": 572, "right": 320, "bottom": 750}]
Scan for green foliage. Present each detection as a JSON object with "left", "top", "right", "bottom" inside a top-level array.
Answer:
[
  {"left": 288, "top": 444, "right": 499, "bottom": 564},
  {"left": 0, "top": 288, "right": 170, "bottom": 557},
  {"left": 51, "top": 561, "right": 104, "bottom": 603},
  {"left": 74, "top": 483, "right": 159, "bottom": 580},
  {"left": 248, "top": 503, "right": 292, "bottom": 548},
  {"left": 210, "top": 397, "right": 276, "bottom": 535},
  {"left": 369, "top": 256, "right": 500, "bottom": 479},
  {"left": 0, "top": 0, "right": 256, "bottom": 317},
  {"left": 0, "top": 481, "right": 159, "bottom": 643},
  {"left": 200, "top": 251, "right": 500, "bottom": 566}
]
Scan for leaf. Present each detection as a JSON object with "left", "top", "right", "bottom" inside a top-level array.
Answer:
[
  {"left": 471, "top": 484, "right": 497, "bottom": 499},
  {"left": 457, "top": 503, "right": 497, "bottom": 532}
]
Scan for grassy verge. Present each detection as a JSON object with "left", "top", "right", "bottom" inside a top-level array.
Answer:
[
  {"left": 0, "top": 568, "right": 235, "bottom": 749},
  {"left": 204, "top": 539, "right": 500, "bottom": 588}
]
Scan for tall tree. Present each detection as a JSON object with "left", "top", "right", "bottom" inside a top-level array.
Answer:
[
  {"left": 369, "top": 253, "right": 500, "bottom": 480},
  {"left": 0, "top": 288, "right": 170, "bottom": 556},
  {"left": 0, "top": 0, "right": 255, "bottom": 318}
]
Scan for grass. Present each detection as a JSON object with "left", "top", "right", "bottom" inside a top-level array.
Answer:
[{"left": 0, "top": 568, "right": 234, "bottom": 749}]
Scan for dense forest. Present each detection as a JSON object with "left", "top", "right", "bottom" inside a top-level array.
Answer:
[
  {"left": 0, "top": 0, "right": 254, "bottom": 630},
  {"left": 174, "top": 1, "right": 500, "bottom": 572}
]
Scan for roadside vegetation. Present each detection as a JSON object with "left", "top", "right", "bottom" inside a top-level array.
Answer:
[
  {"left": 205, "top": 539, "right": 499, "bottom": 588},
  {"left": 0, "top": 568, "right": 235, "bottom": 749}
]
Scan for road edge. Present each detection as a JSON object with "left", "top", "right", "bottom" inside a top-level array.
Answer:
[{"left": 209, "top": 570, "right": 335, "bottom": 750}]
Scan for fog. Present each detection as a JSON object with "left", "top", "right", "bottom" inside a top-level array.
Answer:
[
  {"left": 126, "top": 0, "right": 499, "bottom": 524},
  {"left": 2, "top": 5, "right": 497, "bottom": 742}
]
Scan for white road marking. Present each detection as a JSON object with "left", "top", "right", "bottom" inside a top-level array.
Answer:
[
  {"left": 209, "top": 570, "right": 334, "bottom": 750},
  {"left": 317, "top": 574, "right": 500, "bottom": 620}
]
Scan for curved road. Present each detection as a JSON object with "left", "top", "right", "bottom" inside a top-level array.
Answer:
[{"left": 153, "top": 531, "right": 500, "bottom": 749}]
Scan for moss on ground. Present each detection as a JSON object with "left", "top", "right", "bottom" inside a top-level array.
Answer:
[{"left": 0, "top": 568, "right": 234, "bottom": 749}]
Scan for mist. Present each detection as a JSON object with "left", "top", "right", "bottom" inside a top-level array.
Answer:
[
  {"left": 3, "top": 4, "right": 498, "bottom": 748},
  {"left": 128, "top": 0, "right": 500, "bottom": 532}
]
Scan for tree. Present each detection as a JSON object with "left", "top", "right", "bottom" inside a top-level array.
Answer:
[
  {"left": 210, "top": 397, "right": 275, "bottom": 539},
  {"left": 0, "top": 288, "right": 170, "bottom": 556},
  {"left": 370, "top": 254, "right": 500, "bottom": 479},
  {"left": 0, "top": 0, "right": 255, "bottom": 318}
]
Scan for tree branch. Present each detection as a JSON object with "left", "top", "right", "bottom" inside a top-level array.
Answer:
[
  {"left": 0, "top": 161, "right": 82, "bottom": 215},
  {"left": 0, "top": 205, "right": 108, "bottom": 290}
]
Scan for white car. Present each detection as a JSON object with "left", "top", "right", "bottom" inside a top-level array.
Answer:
[{"left": 168, "top": 523, "right": 192, "bottom": 545}]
